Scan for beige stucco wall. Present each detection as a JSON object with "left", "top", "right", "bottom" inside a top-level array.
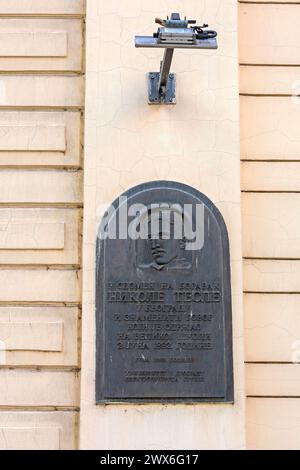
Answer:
[
  {"left": 1, "top": 0, "right": 298, "bottom": 451},
  {"left": 80, "top": 0, "right": 245, "bottom": 450},
  {"left": 239, "top": 1, "right": 300, "bottom": 450},
  {"left": 2, "top": 0, "right": 299, "bottom": 451},
  {"left": 0, "top": 1, "right": 84, "bottom": 450}
]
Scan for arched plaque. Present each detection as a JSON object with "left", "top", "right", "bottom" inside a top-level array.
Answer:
[{"left": 96, "top": 181, "right": 234, "bottom": 403}]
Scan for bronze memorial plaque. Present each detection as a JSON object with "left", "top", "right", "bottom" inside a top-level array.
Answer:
[{"left": 96, "top": 181, "right": 234, "bottom": 403}]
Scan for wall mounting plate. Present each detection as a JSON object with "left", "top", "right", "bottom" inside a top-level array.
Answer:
[{"left": 148, "top": 72, "right": 176, "bottom": 105}]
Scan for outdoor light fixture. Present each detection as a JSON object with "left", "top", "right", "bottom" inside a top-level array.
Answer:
[{"left": 135, "top": 13, "right": 218, "bottom": 105}]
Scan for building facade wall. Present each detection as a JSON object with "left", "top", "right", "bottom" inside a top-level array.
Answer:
[
  {"left": 0, "top": 0, "right": 299, "bottom": 451},
  {"left": 80, "top": 0, "right": 245, "bottom": 450},
  {"left": 0, "top": 0, "right": 85, "bottom": 450},
  {"left": 239, "top": 0, "right": 300, "bottom": 450}
]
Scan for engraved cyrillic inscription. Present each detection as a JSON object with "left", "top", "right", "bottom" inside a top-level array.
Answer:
[{"left": 96, "top": 181, "right": 234, "bottom": 403}]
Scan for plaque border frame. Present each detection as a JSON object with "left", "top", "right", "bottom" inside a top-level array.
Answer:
[{"left": 95, "top": 181, "right": 234, "bottom": 404}]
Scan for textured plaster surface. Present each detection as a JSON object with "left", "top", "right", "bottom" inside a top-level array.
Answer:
[{"left": 81, "top": 0, "right": 245, "bottom": 449}]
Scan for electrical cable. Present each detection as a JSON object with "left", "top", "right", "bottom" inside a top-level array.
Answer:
[{"left": 193, "top": 26, "right": 217, "bottom": 40}]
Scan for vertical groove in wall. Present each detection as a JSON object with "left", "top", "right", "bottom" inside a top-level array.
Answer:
[{"left": 76, "top": 12, "right": 86, "bottom": 451}]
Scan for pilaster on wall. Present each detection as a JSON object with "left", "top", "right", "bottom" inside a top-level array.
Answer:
[
  {"left": 239, "top": 0, "right": 300, "bottom": 450},
  {"left": 0, "top": 1, "right": 85, "bottom": 450},
  {"left": 81, "top": 0, "right": 245, "bottom": 450}
]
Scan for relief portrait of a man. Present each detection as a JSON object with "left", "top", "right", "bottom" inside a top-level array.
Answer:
[{"left": 138, "top": 205, "right": 192, "bottom": 271}]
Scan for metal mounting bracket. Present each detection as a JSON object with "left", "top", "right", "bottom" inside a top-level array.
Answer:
[
  {"left": 148, "top": 49, "right": 176, "bottom": 105},
  {"left": 135, "top": 13, "right": 218, "bottom": 105}
]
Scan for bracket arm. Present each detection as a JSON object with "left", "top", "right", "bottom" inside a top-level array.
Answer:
[
  {"left": 148, "top": 48, "right": 176, "bottom": 105},
  {"left": 158, "top": 48, "right": 174, "bottom": 96}
]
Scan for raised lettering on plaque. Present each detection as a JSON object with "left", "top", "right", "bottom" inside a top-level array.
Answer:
[{"left": 96, "top": 181, "right": 234, "bottom": 403}]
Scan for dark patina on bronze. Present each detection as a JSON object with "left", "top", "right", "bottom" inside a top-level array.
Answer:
[{"left": 96, "top": 181, "right": 234, "bottom": 404}]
